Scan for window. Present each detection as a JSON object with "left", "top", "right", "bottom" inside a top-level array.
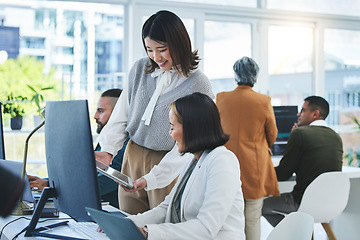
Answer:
[
  {"left": 204, "top": 21, "right": 252, "bottom": 94},
  {"left": 324, "top": 28, "right": 360, "bottom": 124},
  {"left": 268, "top": 0, "right": 360, "bottom": 17},
  {"left": 324, "top": 28, "right": 360, "bottom": 165},
  {"left": 268, "top": 25, "right": 313, "bottom": 106},
  {"left": 162, "top": 0, "right": 256, "bottom": 8}
]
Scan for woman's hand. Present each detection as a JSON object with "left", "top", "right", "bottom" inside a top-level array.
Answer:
[
  {"left": 94, "top": 151, "right": 113, "bottom": 166},
  {"left": 121, "top": 177, "right": 147, "bottom": 192},
  {"left": 139, "top": 227, "right": 148, "bottom": 238}
]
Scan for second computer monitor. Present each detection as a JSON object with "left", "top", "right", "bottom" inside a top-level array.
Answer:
[
  {"left": 272, "top": 105, "right": 298, "bottom": 156},
  {"left": 273, "top": 105, "right": 298, "bottom": 141}
]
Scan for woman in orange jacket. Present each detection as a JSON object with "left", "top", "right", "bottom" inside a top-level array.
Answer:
[{"left": 216, "top": 57, "right": 280, "bottom": 240}]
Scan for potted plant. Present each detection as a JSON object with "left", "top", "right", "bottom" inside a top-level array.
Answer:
[
  {"left": 345, "top": 116, "right": 360, "bottom": 167},
  {"left": 27, "top": 84, "right": 53, "bottom": 127},
  {"left": 2, "top": 93, "right": 27, "bottom": 130}
]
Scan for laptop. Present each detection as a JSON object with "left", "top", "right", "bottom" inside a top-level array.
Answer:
[
  {"left": 0, "top": 159, "right": 34, "bottom": 203},
  {"left": 86, "top": 207, "right": 146, "bottom": 240}
]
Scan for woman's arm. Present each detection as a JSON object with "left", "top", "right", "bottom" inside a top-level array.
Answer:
[
  {"left": 124, "top": 146, "right": 192, "bottom": 192},
  {"left": 142, "top": 145, "right": 193, "bottom": 190}
]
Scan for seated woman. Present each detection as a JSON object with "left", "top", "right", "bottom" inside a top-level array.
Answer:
[{"left": 127, "top": 92, "right": 245, "bottom": 239}]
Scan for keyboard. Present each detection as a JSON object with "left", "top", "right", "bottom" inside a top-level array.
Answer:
[{"left": 68, "top": 221, "right": 109, "bottom": 240}]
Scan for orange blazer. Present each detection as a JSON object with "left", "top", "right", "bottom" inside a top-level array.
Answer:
[{"left": 216, "top": 85, "right": 280, "bottom": 199}]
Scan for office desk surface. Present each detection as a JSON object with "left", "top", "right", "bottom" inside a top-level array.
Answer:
[
  {"left": 342, "top": 165, "right": 360, "bottom": 178},
  {"left": 0, "top": 212, "right": 83, "bottom": 240},
  {"left": 0, "top": 205, "right": 122, "bottom": 240}
]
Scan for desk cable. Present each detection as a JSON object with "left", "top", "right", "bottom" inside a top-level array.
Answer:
[
  {"left": 0, "top": 217, "right": 29, "bottom": 239},
  {"left": 0, "top": 216, "right": 72, "bottom": 240},
  {"left": 11, "top": 217, "right": 73, "bottom": 240}
]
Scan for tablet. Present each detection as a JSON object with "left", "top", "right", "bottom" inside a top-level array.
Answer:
[{"left": 95, "top": 160, "right": 134, "bottom": 189}]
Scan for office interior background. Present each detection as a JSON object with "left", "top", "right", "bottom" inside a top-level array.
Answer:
[{"left": 0, "top": 0, "right": 359, "bottom": 176}]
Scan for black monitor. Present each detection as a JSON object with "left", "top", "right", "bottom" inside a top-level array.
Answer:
[
  {"left": 0, "top": 102, "right": 5, "bottom": 159},
  {"left": 273, "top": 106, "right": 298, "bottom": 141},
  {"left": 25, "top": 100, "right": 102, "bottom": 239},
  {"left": 271, "top": 106, "right": 298, "bottom": 156}
]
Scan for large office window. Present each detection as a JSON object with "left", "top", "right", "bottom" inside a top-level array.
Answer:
[
  {"left": 204, "top": 21, "right": 252, "bottom": 94},
  {"left": 2, "top": 0, "right": 360, "bottom": 173},
  {"left": 268, "top": 25, "right": 313, "bottom": 106},
  {"left": 0, "top": 1, "right": 125, "bottom": 175}
]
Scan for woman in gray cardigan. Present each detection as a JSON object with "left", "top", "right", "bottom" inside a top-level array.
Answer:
[{"left": 95, "top": 10, "right": 214, "bottom": 215}]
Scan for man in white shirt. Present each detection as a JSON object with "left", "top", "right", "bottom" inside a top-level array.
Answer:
[{"left": 262, "top": 96, "right": 343, "bottom": 227}]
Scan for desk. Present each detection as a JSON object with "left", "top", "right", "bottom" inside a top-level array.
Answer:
[
  {"left": 0, "top": 212, "right": 83, "bottom": 240},
  {"left": 276, "top": 166, "right": 360, "bottom": 240},
  {"left": 0, "top": 205, "right": 121, "bottom": 240}
]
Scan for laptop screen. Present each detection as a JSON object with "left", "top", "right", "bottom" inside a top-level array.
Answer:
[{"left": 0, "top": 159, "right": 34, "bottom": 203}]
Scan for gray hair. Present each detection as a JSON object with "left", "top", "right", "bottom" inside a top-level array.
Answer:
[{"left": 233, "top": 57, "right": 259, "bottom": 87}]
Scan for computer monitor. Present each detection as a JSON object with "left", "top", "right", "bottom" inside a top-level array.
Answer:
[
  {"left": 45, "top": 99, "right": 101, "bottom": 221},
  {"left": 0, "top": 102, "right": 5, "bottom": 160},
  {"left": 271, "top": 106, "right": 298, "bottom": 156},
  {"left": 25, "top": 100, "right": 102, "bottom": 239},
  {"left": 273, "top": 106, "right": 298, "bottom": 141}
]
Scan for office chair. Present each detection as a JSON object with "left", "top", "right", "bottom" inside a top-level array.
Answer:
[
  {"left": 267, "top": 212, "right": 314, "bottom": 240},
  {"left": 297, "top": 171, "right": 350, "bottom": 240}
]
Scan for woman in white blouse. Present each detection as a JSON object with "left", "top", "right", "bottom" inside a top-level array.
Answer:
[
  {"left": 129, "top": 92, "right": 245, "bottom": 240},
  {"left": 95, "top": 10, "right": 213, "bottom": 215}
]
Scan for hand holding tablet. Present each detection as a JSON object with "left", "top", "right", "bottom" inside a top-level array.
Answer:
[{"left": 95, "top": 160, "right": 134, "bottom": 189}]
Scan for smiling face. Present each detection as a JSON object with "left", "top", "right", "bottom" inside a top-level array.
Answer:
[
  {"left": 169, "top": 108, "right": 184, "bottom": 153},
  {"left": 144, "top": 37, "right": 174, "bottom": 71}
]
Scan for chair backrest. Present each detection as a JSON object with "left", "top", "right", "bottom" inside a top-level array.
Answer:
[
  {"left": 267, "top": 212, "right": 314, "bottom": 240},
  {"left": 297, "top": 171, "right": 350, "bottom": 223}
]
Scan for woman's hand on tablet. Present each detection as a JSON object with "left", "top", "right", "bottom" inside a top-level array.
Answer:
[{"left": 121, "top": 177, "right": 147, "bottom": 192}]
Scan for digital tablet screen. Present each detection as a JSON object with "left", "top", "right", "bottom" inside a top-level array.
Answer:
[{"left": 95, "top": 160, "right": 133, "bottom": 189}]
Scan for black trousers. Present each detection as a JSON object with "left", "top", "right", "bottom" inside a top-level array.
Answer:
[{"left": 262, "top": 192, "right": 300, "bottom": 227}]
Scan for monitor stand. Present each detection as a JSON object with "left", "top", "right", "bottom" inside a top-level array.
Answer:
[{"left": 24, "top": 187, "right": 85, "bottom": 240}]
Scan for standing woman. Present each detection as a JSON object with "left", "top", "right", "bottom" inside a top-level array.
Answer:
[
  {"left": 95, "top": 10, "right": 214, "bottom": 215},
  {"left": 216, "top": 57, "right": 279, "bottom": 240}
]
